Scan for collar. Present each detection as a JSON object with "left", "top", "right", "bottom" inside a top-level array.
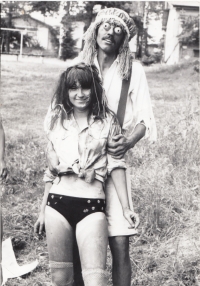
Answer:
[
  {"left": 94, "top": 54, "right": 119, "bottom": 76},
  {"left": 63, "top": 109, "right": 98, "bottom": 132}
]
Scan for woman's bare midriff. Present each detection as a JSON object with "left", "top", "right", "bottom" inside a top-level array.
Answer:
[{"left": 49, "top": 174, "right": 105, "bottom": 199}]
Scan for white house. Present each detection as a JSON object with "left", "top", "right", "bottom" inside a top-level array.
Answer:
[{"left": 11, "top": 14, "right": 58, "bottom": 56}]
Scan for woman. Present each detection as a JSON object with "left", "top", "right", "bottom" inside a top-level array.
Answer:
[{"left": 34, "top": 63, "right": 139, "bottom": 286}]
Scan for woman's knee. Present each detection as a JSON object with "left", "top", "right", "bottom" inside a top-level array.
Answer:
[
  {"left": 76, "top": 213, "right": 108, "bottom": 269},
  {"left": 82, "top": 268, "right": 107, "bottom": 286},
  {"left": 50, "top": 261, "right": 73, "bottom": 286}
]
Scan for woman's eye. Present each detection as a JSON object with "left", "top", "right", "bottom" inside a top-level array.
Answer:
[
  {"left": 114, "top": 26, "right": 122, "bottom": 35},
  {"left": 103, "top": 23, "right": 111, "bottom": 31}
]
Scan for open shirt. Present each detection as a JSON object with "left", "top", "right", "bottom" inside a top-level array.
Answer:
[{"left": 43, "top": 108, "right": 126, "bottom": 183}]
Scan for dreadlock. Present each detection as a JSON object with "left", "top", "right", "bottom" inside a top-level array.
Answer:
[{"left": 82, "top": 8, "right": 137, "bottom": 80}]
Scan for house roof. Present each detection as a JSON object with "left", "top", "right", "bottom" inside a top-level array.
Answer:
[
  {"left": 12, "top": 14, "right": 53, "bottom": 29},
  {"left": 170, "top": 1, "right": 199, "bottom": 9}
]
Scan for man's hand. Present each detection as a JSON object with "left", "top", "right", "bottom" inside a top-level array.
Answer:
[
  {"left": 108, "top": 124, "right": 146, "bottom": 159},
  {"left": 107, "top": 134, "right": 132, "bottom": 159},
  {"left": 0, "top": 159, "right": 7, "bottom": 180},
  {"left": 46, "top": 141, "right": 59, "bottom": 176},
  {"left": 123, "top": 208, "right": 140, "bottom": 229}
]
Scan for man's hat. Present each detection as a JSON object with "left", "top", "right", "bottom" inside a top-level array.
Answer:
[
  {"left": 82, "top": 8, "right": 136, "bottom": 79},
  {"left": 93, "top": 8, "right": 136, "bottom": 40}
]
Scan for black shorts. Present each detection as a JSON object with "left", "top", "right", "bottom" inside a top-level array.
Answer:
[{"left": 47, "top": 193, "right": 106, "bottom": 229}]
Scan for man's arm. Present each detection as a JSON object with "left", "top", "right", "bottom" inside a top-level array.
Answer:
[
  {"left": 0, "top": 121, "right": 7, "bottom": 179},
  {"left": 111, "top": 168, "right": 139, "bottom": 228},
  {"left": 108, "top": 123, "right": 146, "bottom": 159},
  {"left": 108, "top": 61, "right": 157, "bottom": 159}
]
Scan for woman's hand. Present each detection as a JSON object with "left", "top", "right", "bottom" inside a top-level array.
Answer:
[
  {"left": 34, "top": 212, "right": 45, "bottom": 235},
  {"left": 123, "top": 208, "right": 140, "bottom": 229},
  {"left": 0, "top": 159, "right": 7, "bottom": 180}
]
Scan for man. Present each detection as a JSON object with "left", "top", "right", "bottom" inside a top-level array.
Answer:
[
  {"left": 47, "top": 8, "right": 156, "bottom": 286},
  {"left": 0, "top": 120, "right": 7, "bottom": 181},
  {"left": 0, "top": 119, "right": 7, "bottom": 285}
]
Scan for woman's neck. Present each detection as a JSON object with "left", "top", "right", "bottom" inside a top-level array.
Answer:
[
  {"left": 73, "top": 108, "right": 90, "bottom": 131},
  {"left": 97, "top": 49, "right": 117, "bottom": 79}
]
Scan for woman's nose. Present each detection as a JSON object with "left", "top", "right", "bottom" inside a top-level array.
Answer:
[{"left": 77, "top": 88, "right": 84, "bottom": 97}]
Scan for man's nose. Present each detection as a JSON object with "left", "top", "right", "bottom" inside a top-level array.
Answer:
[{"left": 107, "top": 26, "right": 114, "bottom": 35}]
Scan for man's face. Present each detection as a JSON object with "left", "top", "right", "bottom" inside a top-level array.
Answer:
[{"left": 96, "top": 21, "right": 125, "bottom": 55}]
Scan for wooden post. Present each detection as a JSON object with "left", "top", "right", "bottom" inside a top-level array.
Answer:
[{"left": 20, "top": 31, "right": 23, "bottom": 57}]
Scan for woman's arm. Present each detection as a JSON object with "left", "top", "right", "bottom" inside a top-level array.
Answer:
[
  {"left": 110, "top": 168, "right": 139, "bottom": 229},
  {"left": 34, "top": 182, "right": 52, "bottom": 234}
]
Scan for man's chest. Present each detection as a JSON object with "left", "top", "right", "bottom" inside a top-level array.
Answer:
[{"left": 102, "top": 70, "right": 122, "bottom": 114}]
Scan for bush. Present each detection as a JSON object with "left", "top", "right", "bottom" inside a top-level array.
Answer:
[{"left": 61, "top": 26, "right": 78, "bottom": 60}]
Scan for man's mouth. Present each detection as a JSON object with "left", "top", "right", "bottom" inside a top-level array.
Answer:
[{"left": 103, "top": 37, "right": 115, "bottom": 44}]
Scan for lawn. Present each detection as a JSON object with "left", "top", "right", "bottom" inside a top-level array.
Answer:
[{"left": 1, "top": 59, "right": 200, "bottom": 286}]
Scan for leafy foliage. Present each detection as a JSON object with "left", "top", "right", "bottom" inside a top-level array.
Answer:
[
  {"left": 179, "top": 15, "right": 199, "bottom": 45},
  {"left": 1, "top": 1, "right": 31, "bottom": 52},
  {"left": 29, "top": 1, "right": 60, "bottom": 15},
  {"left": 61, "top": 26, "right": 78, "bottom": 60}
]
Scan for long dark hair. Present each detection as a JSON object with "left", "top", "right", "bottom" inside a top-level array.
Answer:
[{"left": 50, "top": 63, "right": 111, "bottom": 130}]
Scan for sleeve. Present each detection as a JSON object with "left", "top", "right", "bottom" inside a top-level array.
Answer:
[
  {"left": 43, "top": 103, "right": 62, "bottom": 139},
  {"left": 44, "top": 105, "right": 52, "bottom": 135},
  {"left": 107, "top": 116, "right": 127, "bottom": 175},
  {"left": 130, "top": 62, "right": 157, "bottom": 141},
  {"left": 43, "top": 105, "right": 59, "bottom": 182},
  {"left": 43, "top": 167, "right": 57, "bottom": 183}
]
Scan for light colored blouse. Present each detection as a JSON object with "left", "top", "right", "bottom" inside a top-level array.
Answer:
[{"left": 43, "top": 107, "right": 126, "bottom": 183}]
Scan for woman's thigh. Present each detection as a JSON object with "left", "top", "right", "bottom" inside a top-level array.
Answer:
[
  {"left": 76, "top": 212, "right": 108, "bottom": 269},
  {"left": 45, "top": 205, "right": 74, "bottom": 262}
]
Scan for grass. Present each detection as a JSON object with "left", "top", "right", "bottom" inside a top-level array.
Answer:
[{"left": 1, "top": 59, "right": 200, "bottom": 286}]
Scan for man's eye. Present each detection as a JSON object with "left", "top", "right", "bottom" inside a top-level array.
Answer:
[
  {"left": 114, "top": 26, "right": 122, "bottom": 35},
  {"left": 103, "top": 23, "right": 111, "bottom": 31}
]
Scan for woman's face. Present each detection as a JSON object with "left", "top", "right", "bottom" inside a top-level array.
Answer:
[{"left": 68, "top": 81, "right": 91, "bottom": 111}]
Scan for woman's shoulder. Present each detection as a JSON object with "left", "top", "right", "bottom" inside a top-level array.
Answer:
[{"left": 44, "top": 105, "right": 68, "bottom": 135}]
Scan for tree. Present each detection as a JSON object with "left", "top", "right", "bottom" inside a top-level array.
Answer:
[
  {"left": 30, "top": 1, "right": 60, "bottom": 15},
  {"left": 61, "top": 26, "right": 78, "bottom": 60},
  {"left": 1, "top": 1, "right": 29, "bottom": 52},
  {"left": 138, "top": 1, "right": 164, "bottom": 58},
  {"left": 178, "top": 15, "right": 199, "bottom": 45}
]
